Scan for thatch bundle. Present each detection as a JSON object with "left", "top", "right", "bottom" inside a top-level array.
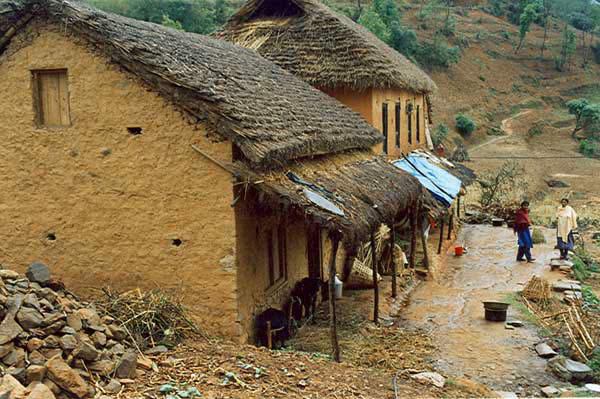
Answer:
[
  {"left": 0, "top": 0, "right": 382, "bottom": 170},
  {"left": 216, "top": 0, "right": 436, "bottom": 93}
]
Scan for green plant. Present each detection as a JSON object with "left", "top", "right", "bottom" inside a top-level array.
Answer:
[
  {"left": 515, "top": 0, "right": 542, "bottom": 53},
  {"left": 588, "top": 348, "right": 600, "bottom": 376},
  {"left": 455, "top": 114, "right": 476, "bottom": 136},
  {"left": 532, "top": 228, "right": 546, "bottom": 244},
  {"left": 415, "top": 34, "right": 461, "bottom": 69},
  {"left": 573, "top": 257, "right": 591, "bottom": 281},
  {"left": 431, "top": 123, "right": 449, "bottom": 147},
  {"left": 567, "top": 99, "right": 600, "bottom": 139},
  {"left": 358, "top": 6, "right": 391, "bottom": 43},
  {"left": 579, "top": 139, "right": 600, "bottom": 158},
  {"left": 555, "top": 23, "right": 576, "bottom": 71},
  {"left": 582, "top": 286, "right": 600, "bottom": 307},
  {"left": 389, "top": 21, "right": 418, "bottom": 58}
]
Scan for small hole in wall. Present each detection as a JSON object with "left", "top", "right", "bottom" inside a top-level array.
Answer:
[
  {"left": 46, "top": 233, "right": 56, "bottom": 241},
  {"left": 127, "top": 127, "right": 143, "bottom": 135},
  {"left": 172, "top": 239, "right": 183, "bottom": 247}
]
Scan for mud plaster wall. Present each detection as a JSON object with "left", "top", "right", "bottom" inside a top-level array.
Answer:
[
  {"left": 235, "top": 202, "right": 314, "bottom": 342},
  {"left": 320, "top": 87, "right": 427, "bottom": 158},
  {"left": 0, "top": 26, "right": 239, "bottom": 337}
]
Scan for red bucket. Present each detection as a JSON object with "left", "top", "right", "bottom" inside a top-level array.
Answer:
[{"left": 455, "top": 246, "right": 464, "bottom": 256}]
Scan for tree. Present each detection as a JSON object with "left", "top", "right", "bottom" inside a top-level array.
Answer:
[
  {"left": 162, "top": 14, "right": 183, "bottom": 30},
  {"left": 389, "top": 21, "right": 418, "bottom": 58},
  {"left": 358, "top": 6, "right": 391, "bottom": 43},
  {"left": 567, "top": 99, "right": 600, "bottom": 139},
  {"left": 372, "top": 0, "right": 400, "bottom": 27},
  {"left": 455, "top": 114, "right": 476, "bottom": 136},
  {"left": 515, "top": 0, "right": 542, "bottom": 53},
  {"left": 415, "top": 34, "right": 460, "bottom": 69},
  {"left": 214, "top": 0, "right": 232, "bottom": 26},
  {"left": 539, "top": 0, "right": 551, "bottom": 58},
  {"left": 555, "top": 23, "right": 576, "bottom": 71},
  {"left": 478, "top": 161, "right": 524, "bottom": 208}
]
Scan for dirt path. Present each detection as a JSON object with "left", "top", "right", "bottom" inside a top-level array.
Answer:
[
  {"left": 470, "top": 110, "right": 532, "bottom": 153},
  {"left": 399, "top": 224, "right": 564, "bottom": 397}
]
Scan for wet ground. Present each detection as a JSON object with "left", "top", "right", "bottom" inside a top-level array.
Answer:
[{"left": 400, "top": 224, "right": 564, "bottom": 396}]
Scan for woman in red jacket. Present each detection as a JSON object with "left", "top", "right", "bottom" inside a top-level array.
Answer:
[{"left": 514, "top": 201, "right": 536, "bottom": 263}]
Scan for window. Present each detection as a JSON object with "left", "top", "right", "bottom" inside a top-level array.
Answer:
[
  {"left": 32, "top": 69, "right": 71, "bottom": 127},
  {"left": 382, "top": 103, "right": 388, "bottom": 154},
  {"left": 267, "top": 223, "right": 288, "bottom": 288},
  {"left": 395, "top": 102, "right": 401, "bottom": 148},
  {"left": 416, "top": 105, "right": 421, "bottom": 143}
]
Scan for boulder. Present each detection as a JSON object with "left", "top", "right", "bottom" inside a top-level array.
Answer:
[
  {"left": 46, "top": 356, "right": 91, "bottom": 398},
  {"left": 26, "top": 383, "right": 56, "bottom": 399},
  {"left": 25, "top": 365, "right": 46, "bottom": 384},
  {"left": 91, "top": 332, "right": 106, "bottom": 348},
  {"left": 410, "top": 372, "right": 445, "bottom": 388},
  {"left": 0, "top": 375, "right": 26, "bottom": 398},
  {"left": 25, "top": 263, "right": 51, "bottom": 286},
  {"left": 536, "top": 342, "right": 558, "bottom": 358},
  {"left": 87, "top": 360, "right": 116, "bottom": 377},
  {"left": 0, "top": 316, "right": 23, "bottom": 345},
  {"left": 585, "top": 384, "right": 600, "bottom": 393},
  {"left": 0, "top": 343, "right": 14, "bottom": 358},
  {"left": 22, "top": 295, "right": 40, "bottom": 311},
  {"left": 0, "top": 271, "right": 20, "bottom": 280},
  {"left": 115, "top": 350, "right": 137, "bottom": 379},
  {"left": 541, "top": 385, "right": 560, "bottom": 397},
  {"left": 75, "top": 309, "right": 102, "bottom": 330},
  {"left": 3, "top": 347, "right": 26, "bottom": 367},
  {"left": 16, "top": 308, "right": 44, "bottom": 331},
  {"left": 28, "top": 351, "right": 45, "bottom": 366},
  {"left": 26, "top": 339, "right": 43, "bottom": 353},
  {"left": 547, "top": 355, "right": 593, "bottom": 382},
  {"left": 102, "top": 379, "right": 122, "bottom": 394},
  {"left": 59, "top": 335, "right": 77, "bottom": 352}
]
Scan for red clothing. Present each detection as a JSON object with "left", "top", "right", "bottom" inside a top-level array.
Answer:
[{"left": 514, "top": 208, "right": 531, "bottom": 232}]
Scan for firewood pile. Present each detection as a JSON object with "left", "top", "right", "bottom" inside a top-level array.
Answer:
[
  {"left": 522, "top": 276, "right": 552, "bottom": 307},
  {"left": 0, "top": 263, "right": 153, "bottom": 399}
]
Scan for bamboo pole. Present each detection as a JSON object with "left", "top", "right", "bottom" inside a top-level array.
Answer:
[
  {"left": 437, "top": 218, "right": 445, "bottom": 255},
  {"left": 371, "top": 232, "right": 379, "bottom": 324},
  {"left": 409, "top": 201, "right": 420, "bottom": 269},
  {"left": 390, "top": 223, "right": 397, "bottom": 299},
  {"left": 328, "top": 235, "right": 341, "bottom": 362}
]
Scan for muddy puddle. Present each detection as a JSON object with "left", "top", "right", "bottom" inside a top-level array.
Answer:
[{"left": 399, "top": 224, "right": 565, "bottom": 396}]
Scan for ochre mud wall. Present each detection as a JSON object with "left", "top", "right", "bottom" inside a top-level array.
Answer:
[{"left": 0, "top": 25, "right": 239, "bottom": 337}]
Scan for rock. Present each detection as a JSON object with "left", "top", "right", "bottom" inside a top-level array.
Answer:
[
  {"left": 22, "top": 295, "right": 40, "bottom": 311},
  {"left": 39, "top": 348, "right": 62, "bottom": 360},
  {"left": 28, "top": 351, "right": 45, "bottom": 366},
  {"left": 59, "top": 335, "right": 77, "bottom": 352},
  {"left": 0, "top": 343, "right": 14, "bottom": 358},
  {"left": 25, "top": 263, "right": 51, "bottom": 285},
  {"left": 553, "top": 281, "right": 581, "bottom": 292},
  {"left": 43, "top": 336, "right": 61, "bottom": 349},
  {"left": 73, "top": 340, "right": 100, "bottom": 362},
  {"left": 42, "top": 379, "right": 61, "bottom": 395},
  {"left": 6, "top": 294, "right": 24, "bottom": 315},
  {"left": 536, "top": 343, "right": 558, "bottom": 358},
  {"left": 144, "top": 345, "right": 168, "bottom": 355},
  {"left": 410, "top": 372, "right": 445, "bottom": 388},
  {"left": 541, "top": 385, "right": 560, "bottom": 397},
  {"left": 0, "top": 315, "right": 23, "bottom": 344},
  {"left": 60, "top": 327, "right": 76, "bottom": 335},
  {"left": 75, "top": 309, "right": 101, "bottom": 330},
  {"left": 27, "top": 383, "right": 56, "bottom": 399},
  {"left": 107, "top": 325, "right": 126, "bottom": 341},
  {"left": 0, "top": 271, "right": 20, "bottom": 280},
  {"left": 0, "top": 375, "right": 26, "bottom": 398},
  {"left": 115, "top": 350, "right": 137, "bottom": 379},
  {"left": 108, "top": 343, "right": 125, "bottom": 356},
  {"left": 66, "top": 314, "right": 82, "bottom": 332},
  {"left": 25, "top": 366, "right": 46, "bottom": 384},
  {"left": 585, "top": 384, "right": 600, "bottom": 393},
  {"left": 91, "top": 332, "right": 106, "bottom": 348},
  {"left": 506, "top": 320, "right": 524, "bottom": 327},
  {"left": 494, "top": 391, "right": 518, "bottom": 398},
  {"left": 103, "top": 379, "right": 122, "bottom": 394},
  {"left": 505, "top": 324, "right": 515, "bottom": 330},
  {"left": 26, "top": 339, "right": 43, "bottom": 353},
  {"left": 46, "top": 356, "right": 91, "bottom": 398},
  {"left": 16, "top": 307, "right": 44, "bottom": 331},
  {"left": 5, "top": 367, "right": 26, "bottom": 385},
  {"left": 546, "top": 179, "right": 569, "bottom": 188},
  {"left": 3, "top": 347, "right": 26, "bottom": 367},
  {"left": 547, "top": 355, "right": 593, "bottom": 382},
  {"left": 550, "top": 259, "right": 574, "bottom": 270},
  {"left": 136, "top": 355, "right": 154, "bottom": 371},
  {"left": 87, "top": 360, "right": 116, "bottom": 377}
]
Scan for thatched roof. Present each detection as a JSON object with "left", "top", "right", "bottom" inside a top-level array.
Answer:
[
  {"left": 234, "top": 152, "right": 441, "bottom": 247},
  {"left": 0, "top": 0, "right": 383, "bottom": 170},
  {"left": 215, "top": 0, "right": 436, "bottom": 93}
]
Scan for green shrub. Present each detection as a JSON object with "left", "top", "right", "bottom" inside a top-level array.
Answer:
[
  {"left": 588, "top": 348, "right": 600, "bottom": 375},
  {"left": 593, "top": 44, "right": 600, "bottom": 65},
  {"left": 573, "top": 257, "right": 591, "bottom": 282},
  {"left": 438, "top": 15, "right": 456, "bottom": 37},
  {"left": 431, "top": 123, "right": 449, "bottom": 147},
  {"left": 487, "top": 126, "right": 505, "bottom": 136},
  {"left": 531, "top": 228, "right": 546, "bottom": 244},
  {"left": 358, "top": 7, "right": 390, "bottom": 43},
  {"left": 455, "top": 114, "right": 476, "bottom": 136},
  {"left": 579, "top": 139, "right": 600, "bottom": 158},
  {"left": 457, "top": 34, "right": 470, "bottom": 49},
  {"left": 415, "top": 35, "right": 461, "bottom": 69},
  {"left": 389, "top": 21, "right": 418, "bottom": 59}
]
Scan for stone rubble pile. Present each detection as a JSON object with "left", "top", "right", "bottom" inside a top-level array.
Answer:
[{"left": 0, "top": 263, "right": 143, "bottom": 398}]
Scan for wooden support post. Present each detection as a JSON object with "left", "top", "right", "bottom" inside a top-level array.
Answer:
[
  {"left": 371, "top": 232, "right": 379, "bottom": 324},
  {"left": 448, "top": 212, "right": 454, "bottom": 240},
  {"left": 390, "top": 223, "right": 397, "bottom": 299},
  {"left": 437, "top": 218, "right": 445, "bottom": 255},
  {"left": 457, "top": 196, "right": 461, "bottom": 219},
  {"left": 420, "top": 224, "right": 430, "bottom": 269},
  {"left": 409, "top": 201, "right": 420, "bottom": 269},
  {"left": 266, "top": 321, "right": 272, "bottom": 350},
  {"left": 328, "top": 235, "right": 341, "bottom": 362}
]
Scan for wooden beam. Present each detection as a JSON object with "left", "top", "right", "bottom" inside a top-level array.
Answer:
[
  {"left": 437, "top": 218, "right": 445, "bottom": 255},
  {"left": 409, "top": 200, "right": 420, "bottom": 269},
  {"left": 448, "top": 212, "right": 454, "bottom": 240},
  {"left": 390, "top": 223, "right": 397, "bottom": 299},
  {"left": 421, "top": 223, "right": 430, "bottom": 269},
  {"left": 371, "top": 232, "right": 379, "bottom": 324},
  {"left": 457, "top": 196, "right": 461, "bottom": 219},
  {"left": 328, "top": 235, "right": 341, "bottom": 362}
]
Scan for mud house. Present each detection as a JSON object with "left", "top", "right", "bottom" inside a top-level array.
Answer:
[
  {"left": 0, "top": 0, "right": 434, "bottom": 342},
  {"left": 216, "top": 0, "right": 437, "bottom": 158}
]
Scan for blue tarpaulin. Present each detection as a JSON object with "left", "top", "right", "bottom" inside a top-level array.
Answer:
[{"left": 393, "top": 156, "right": 462, "bottom": 207}]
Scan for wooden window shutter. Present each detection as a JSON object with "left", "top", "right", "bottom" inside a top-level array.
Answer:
[{"left": 33, "top": 70, "right": 71, "bottom": 127}]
